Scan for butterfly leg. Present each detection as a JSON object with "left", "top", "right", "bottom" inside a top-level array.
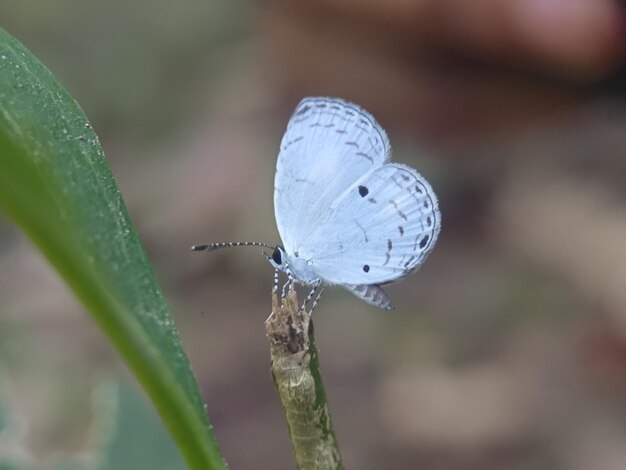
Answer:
[
  {"left": 298, "top": 280, "right": 323, "bottom": 315},
  {"left": 280, "top": 277, "right": 291, "bottom": 299},
  {"left": 266, "top": 269, "right": 280, "bottom": 324},
  {"left": 308, "top": 283, "right": 325, "bottom": 314},
  {"left": 273, "top": 268, "right": 279, "bottom": 294},
  {"left": 281, "top": 261, "right": 295, "bottom": 300}
]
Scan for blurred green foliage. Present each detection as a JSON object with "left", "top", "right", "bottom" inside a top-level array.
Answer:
[{"left": 0, "top": 27, "right": 225, "bottom": 469}]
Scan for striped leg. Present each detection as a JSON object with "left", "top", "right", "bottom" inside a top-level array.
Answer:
[
  {"left": 281, "top": 261, "right": 295, "bottom": 299},
  {"left": 298, "top": 281, "right": 323, "bottom": 315},
  {"left": 273, "top": 268, "right": 279, "bottom": 294},
  {"left": 308, "top": 284, "right": 325, "bottom": 314},
  {"left": 267, "top": 268, "right": 281, "bottom": 323}
]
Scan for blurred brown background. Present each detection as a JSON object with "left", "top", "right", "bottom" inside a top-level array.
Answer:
[{"left": 0, "top": 1, "right": 625, "bottom": 469}]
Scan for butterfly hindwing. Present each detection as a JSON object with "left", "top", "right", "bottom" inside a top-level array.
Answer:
[
  {"left": 304, "top": 163, "right": 441, "bottom": 285},
  {"left": 274, "top": 97, "right": 390, "bottom": 256}
]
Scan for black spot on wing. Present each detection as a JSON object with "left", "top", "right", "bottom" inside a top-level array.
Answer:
[
  {"left": 281, "top": 134, "right": 305, "bottom": 151},
  {"left": 363, "top": 264, "right": 370, "bottom": 273},
  {"left": 390, "top": 199, "right": 408, "bottom": 221},
  {"left": 295, "top": 105, "right": 310, "bottom": 116},
  {"left": 295, "top": 178, "right": 314, "bottom": 184},
  {"left": 285, "top": 135, "right": 304, "bottom": 149},
  {"left": 383, "top": 238, "right": 393, "bottom": 266},
  {"left": 358, "top": 185, "right": 369, "bottom": 197},
  {"left": 355, "top": 152, "right": 373, "bottom": 163},
  {"left": 414, "top": 233, "right": 431, "bottom": 251},
  {"left": 398, "top": 225, "right": 404, "bottom": 236},
  {"left": 406, "top": 186, "right": 424, "bottom": 204}
]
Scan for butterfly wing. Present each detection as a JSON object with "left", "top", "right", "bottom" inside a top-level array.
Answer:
[
  {"left": 305, "top": 163, "right": 441, "bottom": 285},
  {"left": 274, "top": 97, "right": 390, "bottom": 256}
]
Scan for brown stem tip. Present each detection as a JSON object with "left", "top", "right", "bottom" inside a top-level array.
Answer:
[{"left": 265, "top": 287, "right": 344, "bottom": 470}]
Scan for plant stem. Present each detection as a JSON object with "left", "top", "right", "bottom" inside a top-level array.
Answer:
[{"left": 265, "top": 288, "right": 343, "bottom": 470}]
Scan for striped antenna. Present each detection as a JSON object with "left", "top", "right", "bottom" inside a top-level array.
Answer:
[{"left": 191, "top": 241, "right": 274, "bottom": 252}]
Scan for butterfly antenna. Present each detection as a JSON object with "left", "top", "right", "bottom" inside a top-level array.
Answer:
[{"left": 191, "top": 241, "right": 273, "bottom": 252}]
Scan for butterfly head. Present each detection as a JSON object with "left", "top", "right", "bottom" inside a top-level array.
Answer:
[{"left": 267, "top": 245, "right": 286, "bottom": 270}]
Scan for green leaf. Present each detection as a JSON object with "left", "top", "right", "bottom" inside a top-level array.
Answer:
[{"left": 0, "top": 28, "right": 226, "bottom": 470}]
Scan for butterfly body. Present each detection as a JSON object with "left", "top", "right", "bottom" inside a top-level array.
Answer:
[{"left": 277, "top": 248, "right": 321, "bottom": 285}]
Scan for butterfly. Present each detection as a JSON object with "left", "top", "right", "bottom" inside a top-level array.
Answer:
[{"left": 193, "top": 97, "right": 441, "bottom": 310}]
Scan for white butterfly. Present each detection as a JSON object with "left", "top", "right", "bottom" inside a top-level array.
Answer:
[{"left": 193, "top": 97, "right": 441, "bottom": 310}]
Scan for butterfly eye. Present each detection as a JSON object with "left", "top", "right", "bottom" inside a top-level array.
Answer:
[{"left": 272, "top": 247, "right": 283, "bottom": 265}]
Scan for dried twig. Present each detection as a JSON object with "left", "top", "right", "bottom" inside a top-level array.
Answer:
[{"left": 265, "top": 287, "right": 343, "bottom": 470}]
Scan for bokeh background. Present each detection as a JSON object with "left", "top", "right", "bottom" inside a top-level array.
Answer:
[{"left": 1, "top": 1, "right": 625, "bottom": 469}]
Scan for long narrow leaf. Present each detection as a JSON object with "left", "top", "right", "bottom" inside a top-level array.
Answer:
[{"left": 0, "top": 28, "right": 226, "bottom": 470}]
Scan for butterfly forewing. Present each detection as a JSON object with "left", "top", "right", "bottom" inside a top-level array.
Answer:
[
  {"left": 305, "top": 163, "right": 441, "bottom": 285},
  {"left": 274, "top": 97, "right": 390, "bottom": 256}
]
